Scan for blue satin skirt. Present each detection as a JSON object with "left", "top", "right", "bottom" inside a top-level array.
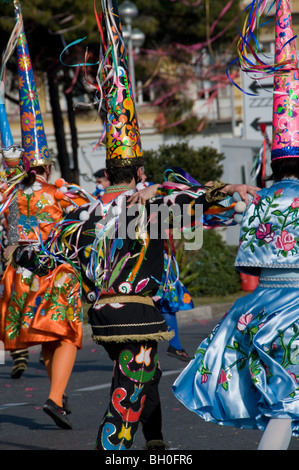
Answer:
[{"left": 172, "top": 269, "right": 299, "bottom": 434}]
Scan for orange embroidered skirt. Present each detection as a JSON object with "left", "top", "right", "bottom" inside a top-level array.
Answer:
[{"left": 0, "top": 263, "right": 83, "bottom": 350}]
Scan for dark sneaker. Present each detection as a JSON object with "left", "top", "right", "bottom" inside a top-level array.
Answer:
[
  {"left": 11, "top": 362, "right": 27, "bottom": 379},
  {"left": 11, "top": 349, "right": 29, "bottom": 379},
  {"left": 39, "top": 351, "right": 45, "bottom": 365},
  {"left": 145, "top": 440, "right": 167, "bottom": 451},
  {"left": 63, "top": 395, "right": 71, "bottom": 415},
  {"left": 167, "top": 345, "right": 191, "bottom": 362},
  {"left": 43, "top": 399, "right": 72, "bottom": 429}
]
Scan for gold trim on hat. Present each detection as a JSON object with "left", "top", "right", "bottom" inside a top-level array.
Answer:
[
  {"left": 106, "top": 156, "right": 144, "bottom": 168},
  {"left": 29, "top": 158, "right": 53, "bottom": 167}
]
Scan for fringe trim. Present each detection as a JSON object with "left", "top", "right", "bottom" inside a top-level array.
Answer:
[
  {"left": 205, "top": 180, "right": 228, "bottom": 202},
  {"left": 92, "top": 330, "right": 174, "bottom": 344}
]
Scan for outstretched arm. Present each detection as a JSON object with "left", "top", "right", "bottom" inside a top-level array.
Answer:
[
  {"left": 220, "top": 183, "right": 260, "bottom": 204},
  {"left": 127, "top": 182, "right": 259, "bottom": 207}
]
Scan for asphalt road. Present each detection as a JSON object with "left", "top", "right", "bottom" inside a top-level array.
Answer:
[{"left": 1, "top": 314, "right": 299, "bottom": 453}]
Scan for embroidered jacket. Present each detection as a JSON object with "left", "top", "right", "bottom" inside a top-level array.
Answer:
[
  {"left": 58, "top": 184, "right": 236, "bottom": 342},
  {"left": 1, "top": 175, "right": 90, "bottom": 244}
]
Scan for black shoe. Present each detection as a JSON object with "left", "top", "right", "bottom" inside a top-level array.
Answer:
[
  {"left": 145, "top": 440, "right": 167, "bottom": 451},
  {"left": 167, "top": 345, "right": 191, "bottom": 362},
  {"left": 11, "top": 362, "right": 27, "bottom": 379},
  {"left": 39, "top": 351, "right": 44, "bottom": 365},
  {"left": 11, "top": 349, "right": 29, "bottom": 379},
  {"left": 43, "top": 399, "right": 72, "bottom": 429},
  {"left": 63, "top": 395, "right": 71, "bottom": 415}
]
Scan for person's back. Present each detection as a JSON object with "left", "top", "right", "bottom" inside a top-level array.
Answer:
[{"left": 235, "top": 177, "right": 299, "bottom": 276}]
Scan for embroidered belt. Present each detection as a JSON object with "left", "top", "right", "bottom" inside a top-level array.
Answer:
[
  {"left": 94, "top": 295, "right": 154, "bottom": 307},
  {"left": 258, "top": 282, "right": 299, "bottom": 288}
]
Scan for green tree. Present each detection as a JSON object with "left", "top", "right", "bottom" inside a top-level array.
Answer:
[
  {"left": 143, "top": 141, "right": 224, "bottom": 184},
  {"left": 175, "top": 231, "right": 240, "bottom": 296},
  {"left": 133, "top": 0, "right": 240, "bottom": 50}
]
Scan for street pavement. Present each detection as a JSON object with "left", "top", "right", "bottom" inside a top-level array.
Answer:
[{"left": 1, "top": 310, "right": 299, "bottom": 452}]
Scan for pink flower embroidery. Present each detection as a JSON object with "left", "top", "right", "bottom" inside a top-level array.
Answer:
[
  {"left": 237, "top": 313, "right": 253, "bottom": 332},
  {"left": 218, "top": 369, "right": 227, "bottom": 385},
  {"left": 274, "top": 188, "right": 284, "bottom": 196},
  {"left": 262, "top": 363, "right": 270, "bottom": 378},
  {"left": 291, "top": 197, "right": 299, "bottom": 209},
  {"left": 288, "top": 371, "right": 298, "bottom": 383},
  {"left": 275, "top": 230, "right": 296, "bottom": 251},
  {"left": 201, "top": 373, "right": 208, "bottom": 384},
  {"left": 252, "top": 194, "right": 261, "bottom": 205},
  {"left": 256, "top": 223, "right": 275, "bottom": 243}
]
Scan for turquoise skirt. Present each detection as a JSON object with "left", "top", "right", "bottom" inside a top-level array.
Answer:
[{"left": 172, "top": 269, "right": 299, "bottom": 434}]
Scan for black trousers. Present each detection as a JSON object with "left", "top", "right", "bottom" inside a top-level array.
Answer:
[{"left": 96, "top": 340, "right": 163, "bottom": 450}]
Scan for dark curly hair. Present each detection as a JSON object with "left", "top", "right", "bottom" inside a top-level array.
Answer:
[
  {"left": 269, "top": 158, "right": 299, "bottom": 182},
  {"left": 106, "top": 165, "right": 142, "bottom": 185}
]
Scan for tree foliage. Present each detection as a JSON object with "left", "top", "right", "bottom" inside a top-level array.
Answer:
[
  {"left": 133, "top": 0, "right": 240, "bottom": 50},
  {"left": 175, "top": 231, "right": 240, "bottom": 296},
  {"left": 143, "top": 141, "right": 224, "bottom": 184}
]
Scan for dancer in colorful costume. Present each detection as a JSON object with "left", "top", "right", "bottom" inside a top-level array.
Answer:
[
  {"left": 14, "top": 0, "right": 257, "bottom": 450},
  {"left": 0, "top": 1, "right": 94, "bottom": 429},
  {"left": 138, "top": 170, "right": 193, "bottom": 362},
  {"left": 173, "top": 0, "right": 299, "bottom": 450},
  {"left": 0, "top": 8, "right": 30, "bottom": 379}
]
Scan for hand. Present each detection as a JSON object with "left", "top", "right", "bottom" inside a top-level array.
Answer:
[
  {"left": 127, "top": 184, "right": 160, "bottom": 207},
  {"left": 4, "top": 244, "right": 17, "bottom": 261},
  {"left": 221, "top": 184, "right": 260, "bottom": 204}
]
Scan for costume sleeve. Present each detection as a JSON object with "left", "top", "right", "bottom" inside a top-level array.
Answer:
[
  {"left": 153, "top": 180, "right": 238, "bottom": 230},
  {"left": 57, "top": 182, "right": 96, "bottom": 210}
]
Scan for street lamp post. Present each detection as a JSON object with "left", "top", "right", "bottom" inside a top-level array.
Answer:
[{"left": 119, "top": 1, "right": 145, "bottom": 98}]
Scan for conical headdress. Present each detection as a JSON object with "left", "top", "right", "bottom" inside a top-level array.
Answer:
[
  {"left": 271, "top": 0, "right": 299, "bottom": 160},
  {"left": 0, "top": 94, "right": 13, "bottom": 149},
  {"left": 14, "top": 1, "right": 51, "bottom": 168},
  {"left": 98, "top": 0, "right": 143, "bottom": 168},
  {"left": 0, "top": 98, "right": 24, "bottom": 169},
  {"left": 0, "top": 7, "right": 24, "bottom": 169}
]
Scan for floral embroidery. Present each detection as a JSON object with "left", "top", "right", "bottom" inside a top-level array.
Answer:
[
  {"left": 197, "top": 358, "right": 211, "bottom": 384},
  {"left": 17, "top": 188, "right": 55, "bottom": 236},
  {"left": 21, "top": 111, "right": 35, "bottom": 132},
  {"left": 4, "top": 270, "right": 82, "bottom": 341},
  {"left": 275, "top": 230, "right": 296, "bottom": 251},
  {"left": 237, "top": 313, "right": 254, "bottom": 332},
  {"left": 240, "top": 188, "right": 299, "bottom": 258},
  {"left": 255, "top": 223, "right": 275, "bottom": 243},
  {"left": 18, "top": 214, "right": 39, "bottom": 231},
  {"left": 218, "top": 369, "right": 231, "bottom": 390},
  {"left": 291, "top": 197, "right": 299, "bottom": 209},
  {"left": 196, "top": 306, "right": 299, "bottom": 395},
  {"left": 196, "top": 308, "right": 270, "bottom": 390}
]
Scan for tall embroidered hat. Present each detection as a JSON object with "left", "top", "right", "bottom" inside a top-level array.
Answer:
[
  {"left": 0, "top": 98, "right": 24, "bottom": 170},
  {"left": 14, "top": 1, "right": 52, "bottom": 168},
  {"left": 97, "top": 0, "right": 143, "bottom": 168},
  {"left": 0, "top": 6, "right": 24, "bottom": 170},
  {"left": 271, "top": 0, "right": 299, "bottom": 161},
  {"left": 0, "top": 92, "right": 13, "bottom": 150}
]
